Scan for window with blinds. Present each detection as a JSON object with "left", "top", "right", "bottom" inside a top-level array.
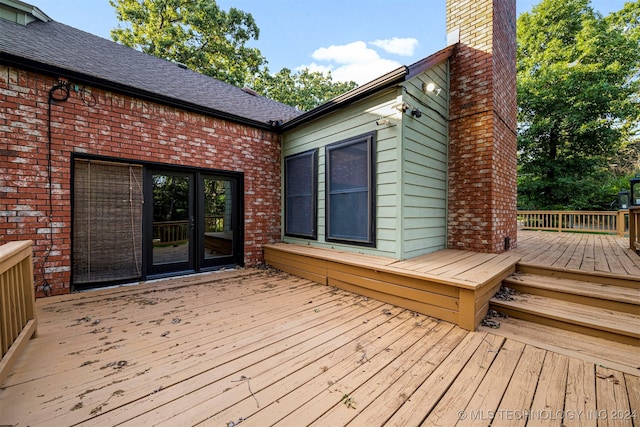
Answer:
[
  {"left": 284, "top": 149, "right": 317, "bottom": 239},
  {"left": 325, "top": 133, "right": 376, "bottom": 246},
  {"left": 72, "top": 159, "right": 143, "bottom": 285}
]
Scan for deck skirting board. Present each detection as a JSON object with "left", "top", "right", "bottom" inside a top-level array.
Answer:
[{"left": 264, "top": 243, "right": 518, "bottom": 330}]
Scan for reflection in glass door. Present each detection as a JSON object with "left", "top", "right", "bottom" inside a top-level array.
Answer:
[
  {"left": 146, "top": 169, "right": 242, "bottom": 278},
  {"left": 149, "top": 171, "right": 194, "bottom": 273},
  {"left": 201, "top": 177, "right": 234, "bottom": 264}
]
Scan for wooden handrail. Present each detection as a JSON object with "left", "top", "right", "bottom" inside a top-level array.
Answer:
[
  {"left": 630, "top": 206, "right": 640, "bottom": 252},
  {"left": 517, "top": 210, "right": 629, "bottom": 236},
  {"left": 0, "top": 240, "right": 37, "bottom": 386},
  {"left": 152, "top": 220, "right": 190, "bottom": 245},
  {"left": 152, "top": 216, "right": 225, "bottom": 245}
]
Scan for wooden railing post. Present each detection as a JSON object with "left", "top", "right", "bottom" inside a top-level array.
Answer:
[
  {"left": 617, "top": 210, "right": 627, "bottom": 237},
  {"left": 0, "top": 240, "right": 37, "bottom": 386},
  {"left": 558, "top": 212, "right": 563, "bottom": 233},
  {"left": 630, "top": 207, "right": 640, "bottom": 252}
]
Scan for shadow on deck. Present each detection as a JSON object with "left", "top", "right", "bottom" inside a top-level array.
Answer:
[
  {"left": 264, "top": 244, "right": 521, "bottom": 332},
  {"left": 0, "top": 267, "right": 637, "bottom": 426},
  {"left": 267, "top": 231, "right": 640, "bottom": 345}
]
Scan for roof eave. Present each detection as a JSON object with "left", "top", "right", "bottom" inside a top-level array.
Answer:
[
  {"left": 406, "top": 43, "right": 457, "bottom": 78},
  {"left": 2, "top": 0, "right": 51, "bottom": 22},
  {"left": 279, "top": 65, "right": 409, "bottom": 131},
  {"left": 0, "top": 52, "right": 279, "bottom": 132},
  {"left": 280, "top": 43, "right": 459, "bottom": 132}
]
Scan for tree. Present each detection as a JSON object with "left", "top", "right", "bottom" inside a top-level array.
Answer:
[
  {"left": 110, "top": 0, "right": 265, "bottom": 87},
  {"left": 251, "top": 68, "right": 357, "bottom": 111},
  {"left": 517, "top": 0, "right": 640, "bottom": 210},
  {"left": 110, "top": 0, "right": 358, "bottom": 110}
]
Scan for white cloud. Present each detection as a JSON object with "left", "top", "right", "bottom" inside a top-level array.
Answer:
[
  {"left": 303, "top": 63, "right": 334, "bottom": 75},
  {"left": 301, "top": 40, "right": 404, "bottom": 85},
  {"left": 370, "top": 37, "right": 419, "bottom": 56},
  {"left": 331, "top": 59, "right": 402, "bottom": 85},
  {"left": 311, "top": 41, "right": 379, "bottom": 64}
]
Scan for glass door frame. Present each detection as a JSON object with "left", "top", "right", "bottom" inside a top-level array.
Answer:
[
  {"left": 144, "top": 166, "right": 244, "bottom": 279},
  {"left": 145, "top": 169, "right": 196, "bottom": 276},
  {"left": 198, "top": 173, "right": 243, "bottom": 270}
]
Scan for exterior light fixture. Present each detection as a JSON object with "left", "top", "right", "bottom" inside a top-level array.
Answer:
[
  {"left": 392, "top": 102, "right": 410, "bottom": 113},
  {"left": 410, "top": 108, "right": 422, "bottom": 118},
  {"left": 631, "top": 175, "right": 640, "bottom": 206},
  {"left": 376, "top": 118, "right": 389, "bottom": 126},
  {"left": 422, "top": 82, "right": 442, "bottom": 96},
  {"left": 618, "top": 190, "right": 630, "bottom": 209}
]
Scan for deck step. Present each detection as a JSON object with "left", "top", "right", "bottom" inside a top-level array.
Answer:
[
  {"left": 503, "top": 272, "right": 640, "bottom": 314},
  {"left": 489, "top": 291, "right": 640, "bottom": 346},
  {"left": 517, "top": 263, "right": 640, "bottom": 289},
  {"left": 478, "top": 317, "right": 640, "bottom": 376}
]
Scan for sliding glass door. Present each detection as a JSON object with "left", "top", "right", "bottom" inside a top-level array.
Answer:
[
  {"left": 73, "top": 159, "right": 243, "bottom": 288},
  {"left": 146, "top": 169, "right": 242, "bottom": 277},
  {"left": 148, "top": 170, "right": 195, "bottom": 274},
  {"left": 72, "top": 159, "right": 144, "bottom": 287},
  {"left": 200, "top": 175, "right": 237, "bottom": 268}
]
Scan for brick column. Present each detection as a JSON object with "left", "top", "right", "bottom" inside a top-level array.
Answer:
[{"left": 446, "top": 0, "right": 517, "bottom": 253}]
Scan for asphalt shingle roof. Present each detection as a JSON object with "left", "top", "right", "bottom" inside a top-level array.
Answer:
[{"left": 0, "top": 17, "right": 302, "bottom": 127}]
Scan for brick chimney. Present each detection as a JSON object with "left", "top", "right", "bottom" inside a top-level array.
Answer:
[{"left": 446, "top": 0, "right": 517, "bottom": 253}]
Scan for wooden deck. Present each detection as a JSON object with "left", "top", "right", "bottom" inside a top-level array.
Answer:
[
  {"left": 512, "top": 230, "right": 640, "bottom": 277},
  {"left": 1, "top": 268, "right": 638, "bottom": 426},
  {"left": 264, "top": 244, "right": 520, "bottom": 331}
]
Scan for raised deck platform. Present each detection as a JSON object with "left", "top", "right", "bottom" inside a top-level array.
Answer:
[
  {"left": 1, "top": 268, "right": 637, "bottom": 426},
  {"left": 2, "top": 232, "right": 638, "bottom": 425},
  {"left": 264, "top": 243, "right": 520, "bottom": 331}
]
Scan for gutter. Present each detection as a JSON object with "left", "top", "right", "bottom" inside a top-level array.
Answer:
[{"left": 279, "top": 43, "right": 457, "bottom": 132}]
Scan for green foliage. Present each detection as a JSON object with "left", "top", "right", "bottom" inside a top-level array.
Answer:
[
  {"left": 109, "top": 0, "right": 358, "bottom": 110},
  {"left": 517, "top": 0, "right": 640, "bottom": 210},
  {"left": 110, "top": 0, "right": 265, "bottom": 87},
  {"left": 152, "top": 174, "right": 189, "bottom": 222},
  {"left": 251, "top": 68, "right": 358, "bottom": 111}
]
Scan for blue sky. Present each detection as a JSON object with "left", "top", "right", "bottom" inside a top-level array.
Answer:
[{"left": 32, "top": 0, "right": 628, "bottom": 85}]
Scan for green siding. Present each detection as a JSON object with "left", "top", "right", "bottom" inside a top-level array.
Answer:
[
  {"left": 401, "top": 63, "right": 449, "bottom": 259},
  {"left": 281, "top": 59, "right": 449, "bottom": 260},
  {"left": 282, "top": 88, "right": 403, "bottom": 258}
]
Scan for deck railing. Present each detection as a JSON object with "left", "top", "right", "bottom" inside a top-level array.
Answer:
[
  {"left": 0, "top": 240, "right": 37, "bottom": 385},
  {"left": 629, "top": 206, "right": 640, "bottom": 252},
  {"left": 517, "top": 210, "right": 629, "bottom": 237},
  {"left": 153, "top": 216, "right": 225, "bottom": 245},
  {"left": 153, "top": 220, "right": 190, "bottom": 245}
]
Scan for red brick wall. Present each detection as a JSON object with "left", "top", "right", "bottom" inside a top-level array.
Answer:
[
  {"left": 446, "top": 0, "right": 517, "bottom": 253},
  {"left": 0, "top": 66, "right": 281, "bottom": 296}
]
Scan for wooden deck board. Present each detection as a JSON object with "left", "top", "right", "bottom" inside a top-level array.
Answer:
[
  {"left": 453, "top": 340, "right": 527, "bottom": 427},
  {"left": 527, "top": 351, "right": 570, "bottom": 427},
  {"left": 420, "top": 334, "right": 505, "bottom": 426},
  {"left": 596, "top": 367, "right": 634, "bottom": 427},
  {"left": 388, "top": 249, "right": 477, "bottom": 272},
  {"left": 492, "top": 294, "right": 640, "bottom": 338},
  {"left": 128, "top": 305, "right": 412, "bottom": 426},
  {"left": 512, "top": 231, "right": 640, "bottom": 278},
  {"left": 564, "top": 358, "right": 597, "bottom": 427},
  {"left": 479, "top": 317, "right": 640, "bottom": 376},
  {"left": 491, "top": 345, "right": 547, "bottom": 427},
  {"left": 346, "top": 325, "right": 469, "bottom": 426},
  {"left": 1, "top": 228, "right": 639, "bottom": 426},
  {"left": 266, "top": 243, "right": 517, "bottom": 289},
  {"left": 382, "top": 331, "right": 492, "bottom": 426},
  {"left": 265, "top": 243, "right": 519, "bottom": 330}
]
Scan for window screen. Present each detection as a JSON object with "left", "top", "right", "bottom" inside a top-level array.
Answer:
[
  {"left": 326, "top": 133, "right": 375, "bottom": 246},
  {"left": 285, "top": 149, "right": 317, "bottom": 239},
  {"left": 73, "top": 159, "right": 143, "bottom": 285}
]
